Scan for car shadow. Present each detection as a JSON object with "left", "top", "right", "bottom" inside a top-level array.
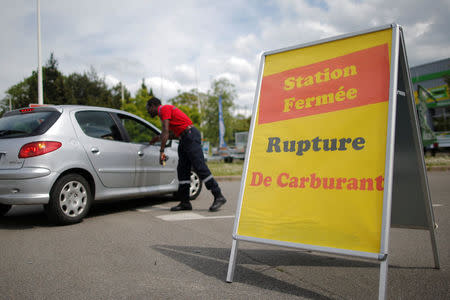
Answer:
[
  {"left": 0, "top": 205, "right": 51, "bottom": 229},
  {"left": 87, "top": 195, "right": 176, "bottom": 218},
  {"left": 152, "top": 245, "right": 381, "bottom": 299},
  {"left": 0, "top": 196, "right": 177, "bottom": 229}
]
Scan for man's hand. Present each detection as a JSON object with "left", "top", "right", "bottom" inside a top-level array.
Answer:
[{"left": 159, "top": 152, "right": 167, "bottom": 165}]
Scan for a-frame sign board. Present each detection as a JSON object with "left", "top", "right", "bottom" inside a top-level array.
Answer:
[{"left": 226, "top": 24, "right": 439, "bottom": 300}]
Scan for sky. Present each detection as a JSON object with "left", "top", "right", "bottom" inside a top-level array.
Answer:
[{"left": 1, "top": 0, "right": 449, "bottom": 116}]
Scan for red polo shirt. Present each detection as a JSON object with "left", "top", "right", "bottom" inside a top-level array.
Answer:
[{"left": 158, "top": 105, "right": 193, "bottom": 137}]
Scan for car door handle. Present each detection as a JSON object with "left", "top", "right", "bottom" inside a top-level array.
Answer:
[
  {"left": 91, "top": 147, "right": 100, "bottom": 154},
  {"left": 137, "top": 151, "right": 144, "bottom": 157}
]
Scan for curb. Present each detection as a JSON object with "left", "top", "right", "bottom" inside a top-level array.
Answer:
[
  {"left": 427, "top": 166, "right": 450, "bottom": 172},
  {"left": 215, "top": 175, "right": 242, "bottom": 181}
]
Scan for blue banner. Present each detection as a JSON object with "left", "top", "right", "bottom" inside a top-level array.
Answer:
[{"left": 219, "top": 95, "right": 227, "bottom": 148}]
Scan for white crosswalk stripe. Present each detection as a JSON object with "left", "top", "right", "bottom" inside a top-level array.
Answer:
[
  {"left": 135, "top": 205, "right": 235, "bottom": 221},
  {"left": 156, "top": 212, "right": 235, "bottom": 221}
]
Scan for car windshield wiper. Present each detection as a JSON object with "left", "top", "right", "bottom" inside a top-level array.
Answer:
[{"left": 0, "top": 129, "right": 28, "bottom": 137}]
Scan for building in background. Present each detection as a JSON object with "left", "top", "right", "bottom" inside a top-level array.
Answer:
[{"left": 411, "top": 58, "right": 450, "bottom": 149}]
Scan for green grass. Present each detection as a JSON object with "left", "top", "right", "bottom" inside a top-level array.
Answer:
[
  {"left": 207, "top": 160, "right": 245, "bottom": 176},
  {"left": 425, "top": 154, "right": 450, "bottom": 167}
]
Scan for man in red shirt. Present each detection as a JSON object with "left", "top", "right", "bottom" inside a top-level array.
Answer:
[{"left": 147, "top": 97, "right": 227, "bottom": 212}]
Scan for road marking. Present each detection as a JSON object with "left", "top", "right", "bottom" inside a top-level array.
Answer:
[
  {"left": 432, "top": 204, "right": 443, "bottom": 207},
  {"left": 156, "top": 212, "right": 235, "bottom": 221}
]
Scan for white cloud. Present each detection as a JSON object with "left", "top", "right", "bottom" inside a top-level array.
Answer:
[
  {"left": 104, "top": 74, "right": 120, "bottom": 87},
  {"left": 173, "top": 64, "right": 196, "bottom": 84},
  {"left": 215, "top": 72, "right": 240, "bottom": 84},
  {"left": 234, "top": 34, "right": 259, "bottom": 56},
  {"left": 410, "top": 21, "right": 433, "bottom": 39},
  {"left": 1, "top": 0, "right": 449, "bottom": 115}
]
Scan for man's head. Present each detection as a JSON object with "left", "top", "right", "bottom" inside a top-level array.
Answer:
[{"left": 146, "top": 97, "right": 162, "bottom": 118}]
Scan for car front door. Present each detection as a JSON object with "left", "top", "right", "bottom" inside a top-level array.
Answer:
[
  {"left": 73, "top": 110, "right": 136, "bottom": 188},
  {"left": 117, "top": 114, "right": 177, "bottom": 187}
]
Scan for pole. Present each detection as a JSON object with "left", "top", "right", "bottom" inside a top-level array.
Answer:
[
  {"left": 195, "top": 65, "right": 203, "bottom": 139},
  {"left": 195, "top": 65, "right": 201, "bottom": 115},
  {"left": 378, "top": 258, "right": 389, "bottom": 300},
  {"left": 37, "top": 0, "right": 44, "bottom": 105},
  {"left": 226, "top": 239, "right": 239, "bottom": 282}
]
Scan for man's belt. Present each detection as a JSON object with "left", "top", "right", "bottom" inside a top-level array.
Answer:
[{"left": 179, "top": 125, "right": 194, "bottom": 137}]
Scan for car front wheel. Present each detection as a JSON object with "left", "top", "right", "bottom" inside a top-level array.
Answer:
[
  {"left": 0, "top": 204, "right": 12, "bottom": 216},
  {"left": 45, "top": 174, "right": 92, "bottom": 225}
]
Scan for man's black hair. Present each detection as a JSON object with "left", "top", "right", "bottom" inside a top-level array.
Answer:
[{"left": 147, "top": 97, "right": 162, "bottom": 108}]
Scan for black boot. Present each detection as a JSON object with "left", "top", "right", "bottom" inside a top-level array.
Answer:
[
  {"left": 170, "top": 202, "right": 192, "bottom": 211},
  {"left": 209, "top": 195, "right": 226, "bottom": 212}
]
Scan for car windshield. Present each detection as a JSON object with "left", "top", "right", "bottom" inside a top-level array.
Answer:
[{"left": 0, "top": 111, "right": 59, "bottom": 138}]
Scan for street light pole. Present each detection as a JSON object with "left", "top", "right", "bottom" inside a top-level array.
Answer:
[{"left": 37, "top": 0, "right": 44, "bottom": 105}]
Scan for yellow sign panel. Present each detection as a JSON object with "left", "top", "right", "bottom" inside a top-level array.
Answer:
[{"left": 237, "top": 28, "right": 393, "bottom": 254}]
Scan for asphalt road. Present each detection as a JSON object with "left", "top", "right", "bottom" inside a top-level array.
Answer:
[{"left": 0, "top": 172, "right": 449, "bottom": 299}]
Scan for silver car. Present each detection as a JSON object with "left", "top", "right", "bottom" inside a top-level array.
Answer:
[{"left": 0, "top": 105, "right": 202, "bottom": 224}]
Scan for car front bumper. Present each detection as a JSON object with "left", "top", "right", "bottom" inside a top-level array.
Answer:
[{"left": 0, "top": 168, "right": 58, "bottom": 205}]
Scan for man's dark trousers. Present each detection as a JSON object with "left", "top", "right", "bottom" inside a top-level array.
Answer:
[{"left": 177, "top": 126, "right": 221, "bottom": 202}]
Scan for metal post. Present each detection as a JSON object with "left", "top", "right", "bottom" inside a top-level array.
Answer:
[
  {"left": 226, "top": 239, "right": 239, "bottom": 283},
  {"left": 37, "top": 0, "right": 44, "bottom": 105},
  {"left": 378, "top": 257, "right": 389, "bottom": 300},
  {"left": 398, "top": 26, "right": 441, "bottom": 270},
  {"left": 429, "top": 225, "right": 440, "bottom": 269}
]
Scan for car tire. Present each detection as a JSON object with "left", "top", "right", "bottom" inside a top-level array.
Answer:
[
  {"left": 173, "top": 170, "right": 203, "bottom": 201},
  {"left": 189, "top": 170, "right": 202, "bottom": 200},
  {"left": 45, "top": 174, "right": 92, "bottom": 225},
  {"left": 0, "top": 204, "right": 12, "bottom": 216}
]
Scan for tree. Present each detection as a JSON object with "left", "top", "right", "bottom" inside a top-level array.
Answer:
[
  {"left": 201, "top": 78, "right": 236, "bottom": 145},
  {"left": 1, "top": 54, "right": 120, "bottom": 114},
  {"left": 43, "top": 53, "right": 65, "bottom": 105},
  {"left": 111, "top": 82, "right": 131, "bottom": 106},
  {"left": 61, "top": 67, "right": 119, "bottom": 108},
  {"left": 121, "top": 81, "right": 160, "bottom": 128},
  {"left": 230, "top": 114, "right": 251, "bottom": 144},
  {"left": 1, "top": 53, "right": 65, "bottom": 110},
  {"left": 168, "top": 89, "right": 203, "bottom": 128}
]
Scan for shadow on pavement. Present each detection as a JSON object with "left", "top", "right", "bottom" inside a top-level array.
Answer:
[
  {"left": 0, "top": 207, "right": 50, "bottom": 229},
  {"left": 153, "top": 245, "right": 381, "bottom": 299},
  {"left": 0, "top": 196, "right": 176, "bottom": 229},
  {"left": 87, "top": 195, "right": 174, "bottom": 218}
]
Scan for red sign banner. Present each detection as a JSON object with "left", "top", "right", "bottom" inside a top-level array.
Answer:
[{"left": 258, "top": 44, "right": 390, "bottom": 124}]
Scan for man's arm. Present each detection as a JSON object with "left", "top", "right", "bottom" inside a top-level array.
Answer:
[
  {"left": 159, "top": 119, "right": 170, "bottom": 152},
  {"left": 149, "top": 135, "right": 160, "bottom": 145},
  {"left": 159, "top": 119, "right": 170, "bottom": 164}
]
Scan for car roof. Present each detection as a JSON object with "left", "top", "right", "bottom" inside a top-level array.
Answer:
[
  {"left": 5, "top": 105, "right": 158, "bottom": 131},
  {"left": 9, "top": 105, "right": 133, "bottom": 116}
]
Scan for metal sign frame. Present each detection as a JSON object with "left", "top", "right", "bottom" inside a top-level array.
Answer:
[{"left": 226, "top": 24, "right": 439, "bottom": 300}]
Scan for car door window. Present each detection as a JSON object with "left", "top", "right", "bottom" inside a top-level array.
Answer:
[
  {"left": 75, "top": 111, "right": 123, "bottom": 141},
  {"left": 118, "top": 114, "right": 158, "bottom": 144}
]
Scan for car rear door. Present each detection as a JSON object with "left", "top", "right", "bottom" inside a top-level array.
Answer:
[
  {"left": 116, "top": 113, "right": 177, "bottom": 187},
  {"left": 72, "top": 110, "right": 136, "bottom": 188}
]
